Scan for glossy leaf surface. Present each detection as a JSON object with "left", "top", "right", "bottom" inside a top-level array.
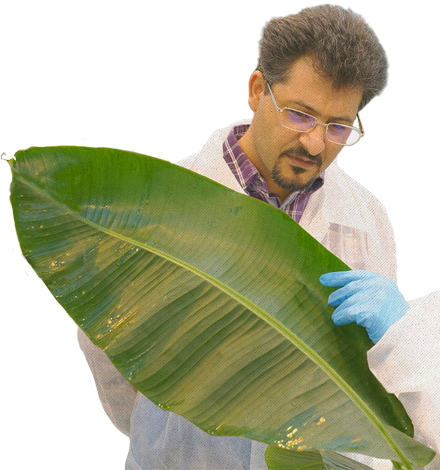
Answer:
[{"left": 9, "top": 147, "right": 435, "bottom": 469}]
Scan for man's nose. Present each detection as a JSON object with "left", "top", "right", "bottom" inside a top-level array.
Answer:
[{"left": 298, "top": 123, "right": 326, "bottom": 156}]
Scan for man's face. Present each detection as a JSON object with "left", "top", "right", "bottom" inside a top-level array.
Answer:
[{"left": 240, "top": 56, "right": 363, "bottom": 197}]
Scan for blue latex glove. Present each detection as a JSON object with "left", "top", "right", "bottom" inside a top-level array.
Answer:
[{"left": 319, "top": 270, "right": 409, "bottom": 344}]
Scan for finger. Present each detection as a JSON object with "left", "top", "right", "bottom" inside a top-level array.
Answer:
[
  {"left": 319, "top": 270, "right": 378, "bottom": 287},
  {"left": 331, "top": 305, "right": 357, "bottom": 325},
  {"left": 331, "top": 300, "right": 367, "bottom": 326},
  {"left": 327, "top": 279, "right": 368, "bottom": 307}
]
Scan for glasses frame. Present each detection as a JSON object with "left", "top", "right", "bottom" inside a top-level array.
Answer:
[{"left": 266, "top": 82, "right": 365, "bottom": 146}]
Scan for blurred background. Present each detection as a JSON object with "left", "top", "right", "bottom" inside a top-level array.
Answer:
[{"left": 1, "top": 1, "right": 438, "bottom": 468}]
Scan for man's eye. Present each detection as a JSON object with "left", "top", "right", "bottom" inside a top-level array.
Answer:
[
  {"left": 331, "top": 124, "right": 356, "bottom": 136},
  {"left": 331, "top": 124, "right": 348, "bottom": 131},
  {"left": 287, "top": 110, "right": 313, "bottom": 125}
]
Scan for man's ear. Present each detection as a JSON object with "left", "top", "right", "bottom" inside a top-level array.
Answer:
[{"left": 248, "top": 71, "right": 266, "bottom": 112}]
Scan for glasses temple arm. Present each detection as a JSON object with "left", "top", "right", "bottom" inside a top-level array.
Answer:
[{"left": 357, "top": 113, "right": 365, "bottom": 136}]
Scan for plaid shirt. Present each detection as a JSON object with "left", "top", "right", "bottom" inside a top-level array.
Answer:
[{"left": 222, "top": 125, "right": 324, "bottom": 223}]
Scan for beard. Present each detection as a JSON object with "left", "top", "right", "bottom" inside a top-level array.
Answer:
[{"left": 272, "top": 147, "right": 322, "bottom": 192}]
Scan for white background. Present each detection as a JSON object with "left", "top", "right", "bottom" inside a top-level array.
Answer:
[{"left": 0, "top": 0, "right": 440, "bottom": 470}]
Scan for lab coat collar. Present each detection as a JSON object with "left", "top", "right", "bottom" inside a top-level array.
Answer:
[{"left": 189, "top": 119, "right": 370, "bottom": 243}]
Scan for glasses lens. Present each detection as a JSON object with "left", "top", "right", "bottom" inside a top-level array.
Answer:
[
  {"left": 281, "top": 109, "right": 316, "bottom": 131},
  {"left": 327, "top": 124, "right": 360, "bottom": 145}
]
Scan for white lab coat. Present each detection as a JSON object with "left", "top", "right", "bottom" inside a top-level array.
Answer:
[{"left": 78, "top": 120, "right": 440, "bottom": 470}]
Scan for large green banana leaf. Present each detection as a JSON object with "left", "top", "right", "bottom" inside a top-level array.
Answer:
[{"left": 8, "top": 147, "right": 435, "bottom": 470}]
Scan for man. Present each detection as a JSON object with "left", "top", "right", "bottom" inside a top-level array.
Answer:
[{"left": 78, "top": 5, "right": 440, "bottom": 469}]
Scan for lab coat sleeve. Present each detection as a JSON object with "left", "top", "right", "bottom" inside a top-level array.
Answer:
[
  {"left": 382, "top": 207, "right": 397, "bottom": 282},
  {"left": 77, "top": 327, "right": 138, "bottom": 437},
  {"left": 367, "top": 197, "right": 398, "bottom": 282},
  {"left": 367, "top": 291, "right": 440, "bottom": 467}
]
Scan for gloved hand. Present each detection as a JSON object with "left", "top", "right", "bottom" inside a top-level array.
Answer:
[{"left": 319, "top": 270, "right": 409, "bottom": 344}]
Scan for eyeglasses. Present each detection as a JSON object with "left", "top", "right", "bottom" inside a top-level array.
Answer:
[{"left": 266, "top": 82, "right": 365, "bottom": 146}]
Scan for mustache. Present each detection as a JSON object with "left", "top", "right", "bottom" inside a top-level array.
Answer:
[{"left": 281, "top": 148, "right": 322, "bottom": 167}]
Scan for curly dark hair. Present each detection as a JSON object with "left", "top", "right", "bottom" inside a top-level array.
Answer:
[{"left": 256, "top": 5, "right": 388, "bottom": 110}]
